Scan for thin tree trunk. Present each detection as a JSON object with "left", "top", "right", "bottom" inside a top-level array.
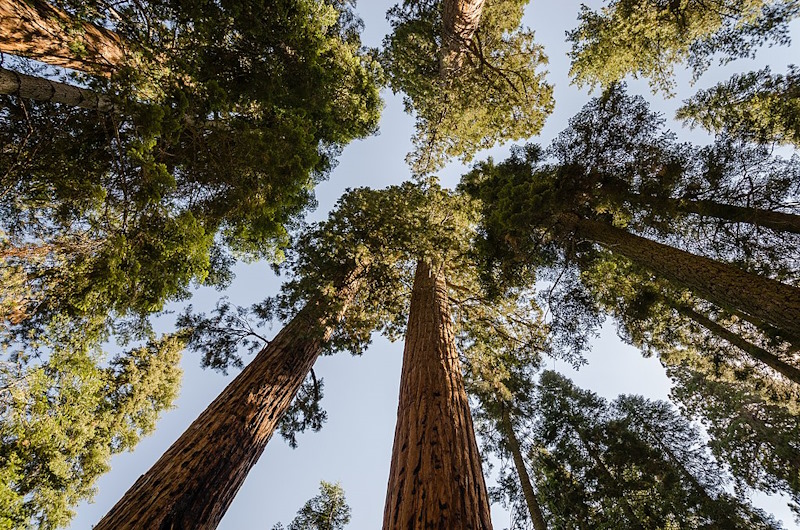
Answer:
[
  {"left": 501, "top": 408, "right": 548, "bottom": 530},
  {"left": 0, "top": 0, "right": 125, "bottom": 75},
  {"left": 574, "top": 429, "right": 645, "bottom": 530},
  {"left": 674, "top": 302, "right": 800, "bottom": 385},
  {"left": 644, "top": 431, "right": 732, "bottom": 529},
  {"left": 94, "top": 268, "right": 363, "bottom": 530},
  {"left": 565, "top": 214, "right": 800, "bottom": 341},
  {"left": 383, "top": 260, "right": 493, "bottom": 530},
  {"left": 727, "top": 307, "right": 800, "bottom": 352},
  {"left": 0, "top": 66, "right": 114, "bottom": 110},
  {"left": 611, "top": 185, "right": 800, "bottom": 235},
  {"left": 440, "top": 0, "right": 486, "bottom": 76}
]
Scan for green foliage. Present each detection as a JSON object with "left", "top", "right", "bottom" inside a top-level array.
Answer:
[
  {"left": 672, "top": 368, "right": 800, "bottom": 519},
  {"left": 383, "top": 0, "right": 553, "bottom": 174},
  {"left": 568, "top": 0, "right": 800, "bottom": 94},
  {"left": 1, "top": 0, "right": 384, "bottom": 376},
  {"left": 678, "top": 66, "right": 800, "bottom": 147},
  {"left": 271, "top": 481, "right": 351, "bottom": 530},
  {"left": 0, "top": 333, "right": 183, "bottom": 530},
  {"left": 531, "top": 371, "right": 783, "bottom": 529}
]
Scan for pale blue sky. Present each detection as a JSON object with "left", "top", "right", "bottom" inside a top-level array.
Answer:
[{"left": 67, "top": 1, "right": 800, "bottom": 528}]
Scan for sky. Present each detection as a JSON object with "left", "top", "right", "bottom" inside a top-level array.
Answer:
[{"left": 66, "top": 1, "right": 800, "bottom": 529}]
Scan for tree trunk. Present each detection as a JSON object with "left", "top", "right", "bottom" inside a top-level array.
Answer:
[
  {"left": 501, "top": 409, "right": 548, "bottom": 530},
  {"left": 674, "top": 302, "right": 800, "bottom": 385},
  {"left": 440, "top": 0, "right": 486, "bottom": 76},
  {"left": 94, "top": 268, "right": 363, "bottom": 530},
  {"left": 0, "top": 0, "right": 125, "bottom": 75},
  {"left": 382, "top": 260, "right": 493, "bottom": 530},
  {"left": 612, "top": 185, "right": 800, "bottom": 235},
  {"left": 565, "top": 215, "right": 800, "bottom": 341},
  {"left": 575, "top": 429, "right": 645, "bottom": 530},
  {"left": 0, "top": 66, "right": 114, "bottom": 110},
  {"left": 644, "top": 431, "right": 732, "bottom": 530}
]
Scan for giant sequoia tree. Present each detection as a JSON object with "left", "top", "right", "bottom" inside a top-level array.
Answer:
[{"left": 383, "top": 0, "right": 553, "bottom": 173}]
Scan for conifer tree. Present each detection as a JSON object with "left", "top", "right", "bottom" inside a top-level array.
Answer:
[
  {"left": 383, "top": 0, "right": 553, "bottom": 173},
  {"left": 462, "top": 89, "right": 800, "bottom": 346},
  {"left": 567, "top": 0, "right": 800, "bottom": 94},
  {"left": 678, "top": 66, "right": 800, "bottom": 148},
  {"left": 271, "top": 481, "right": 351, "bottom": 530},
  {"left": 532, "top": 371, "right": 783, "bottom": 529},
  {"left": 0, "top": 333, "right": 183, "bottom": 530}
]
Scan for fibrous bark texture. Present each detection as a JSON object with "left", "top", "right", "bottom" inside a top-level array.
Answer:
[
  {"left": 94, "top": 271, "right": 362, "bottom": 530},
  {"left": 383, "top": 260, "right": 493, "bottom": 530},
  {"left": 440, "top": 0, "right": 486, "bottom": 75},
  {"left": 0, "top": 0, "right": 125, "bottom": 75},
  {"left": 568, "top": 215, "right": 800, "bottom": 341},
  {"left": 0, "top": 66, "right": 113, "bottom": 109}
]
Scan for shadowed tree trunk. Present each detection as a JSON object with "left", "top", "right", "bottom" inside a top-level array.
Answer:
[
  {"left": 563, "top": 214, "right": 800, "bottom": 340},
  {"left": 440, "top": 0, "right": 486, "bottom": 75},
  {"left": 0, "top": 0, "right": 125, "bottom": 75},
  {"left": 94, "top": 267, "right": 363, "bottom": 530},
  {"left": 673, "top": 302, "right": 800, "bottom": 385},
  {"left": 501, "top": 408, "right": 548, "bottom": 530},
  {"left": 0, "top": 66, "right": 114, "bottom": 109},
  {"left": 383, "top": 260, "right": 493, "bottom": 530},
  {"left": 605, "top": 183, "right": 800, "bottom": 235}
]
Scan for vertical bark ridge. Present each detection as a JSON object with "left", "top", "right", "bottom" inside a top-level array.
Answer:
[
  {"left": 0, "top": 0, "right": 126, "bottom": 75},
  {"left": 440, "top": 0, "right": 486, "bottom": 75},
  {"left": 566, "top": 215, "right": 800, "bottom": 340},
  {"left": 94, "top": 269, "right": 363, "bottom": 530},
  {"left": 501, "top": 409, "right": 548, "bottom": 530},
  {"left": 382, "top": 260, "right": 493, "bottom": 530}
]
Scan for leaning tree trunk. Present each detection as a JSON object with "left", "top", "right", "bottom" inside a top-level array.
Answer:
[
  {"left": 565, "top": 215, "right": 800, "bottom": 341},
  {"left": 383, "top": 260, "right": 493, "bottom": 530},
  {"left": 610, "top": 185, "right": 800, "bottom": 235},
  {"left": 673, "top": 302, "right": 800, "bottom": 385},
  {"left": 0, "top": 66, "right": 114, "bottom": 110},
  {"left": 440, "top": 0, "right": 486, "bottom": 75},
  {"left": 501, "top": 408, "right": 548, "bottom": 530},
  {"left": 94, "top": 268, "right": 363, "bottom": 530},
  {"left": 0, "top": 0, "right": 125, "bottom": 75}
]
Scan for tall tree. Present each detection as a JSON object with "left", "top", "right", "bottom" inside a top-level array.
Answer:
[
  {"left": 671, "top": 367, "right": 800, "bottom": 518},
  {"left": 567, "top": 0, "right": 800, "bottom": 94},
  {"left": 271, "top": 481, "right": 351, "bottom": 530},
  {"left": 532, "top": 371, "right": 783, "bottom": 529},
  {"left": 0, "top": 333, "right": 183, "bottom": 530},
  {"left": 383, "top": 260, "right": 493, "bottom": 529},
  {"left": 383, "top": 0, "right": 553, "bottom": 173},
  {"left": 678, "top": 66, "right": 800, "bottom": 147},
  {"left": 92, "top": 258, "right": 367, "bottom": 529},
  {"left": 0, "top": 0, "right": 126, "bottom": 75}
]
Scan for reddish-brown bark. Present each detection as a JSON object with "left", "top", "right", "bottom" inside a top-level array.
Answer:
[
  {"left": 440, "top": 0, "right": 486, "bottom": 75},
  {"left": 0, "top": 0, "right": 126, "bottom": 75},
  {"left": 383, "top": 260, "right": 493, "bottom": 530},
  {"left": 94, "top": 270, "right": 362, "bottom": 530},
  {"left": 565, "top": 215, "right": 800, "bottom": 341}
]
